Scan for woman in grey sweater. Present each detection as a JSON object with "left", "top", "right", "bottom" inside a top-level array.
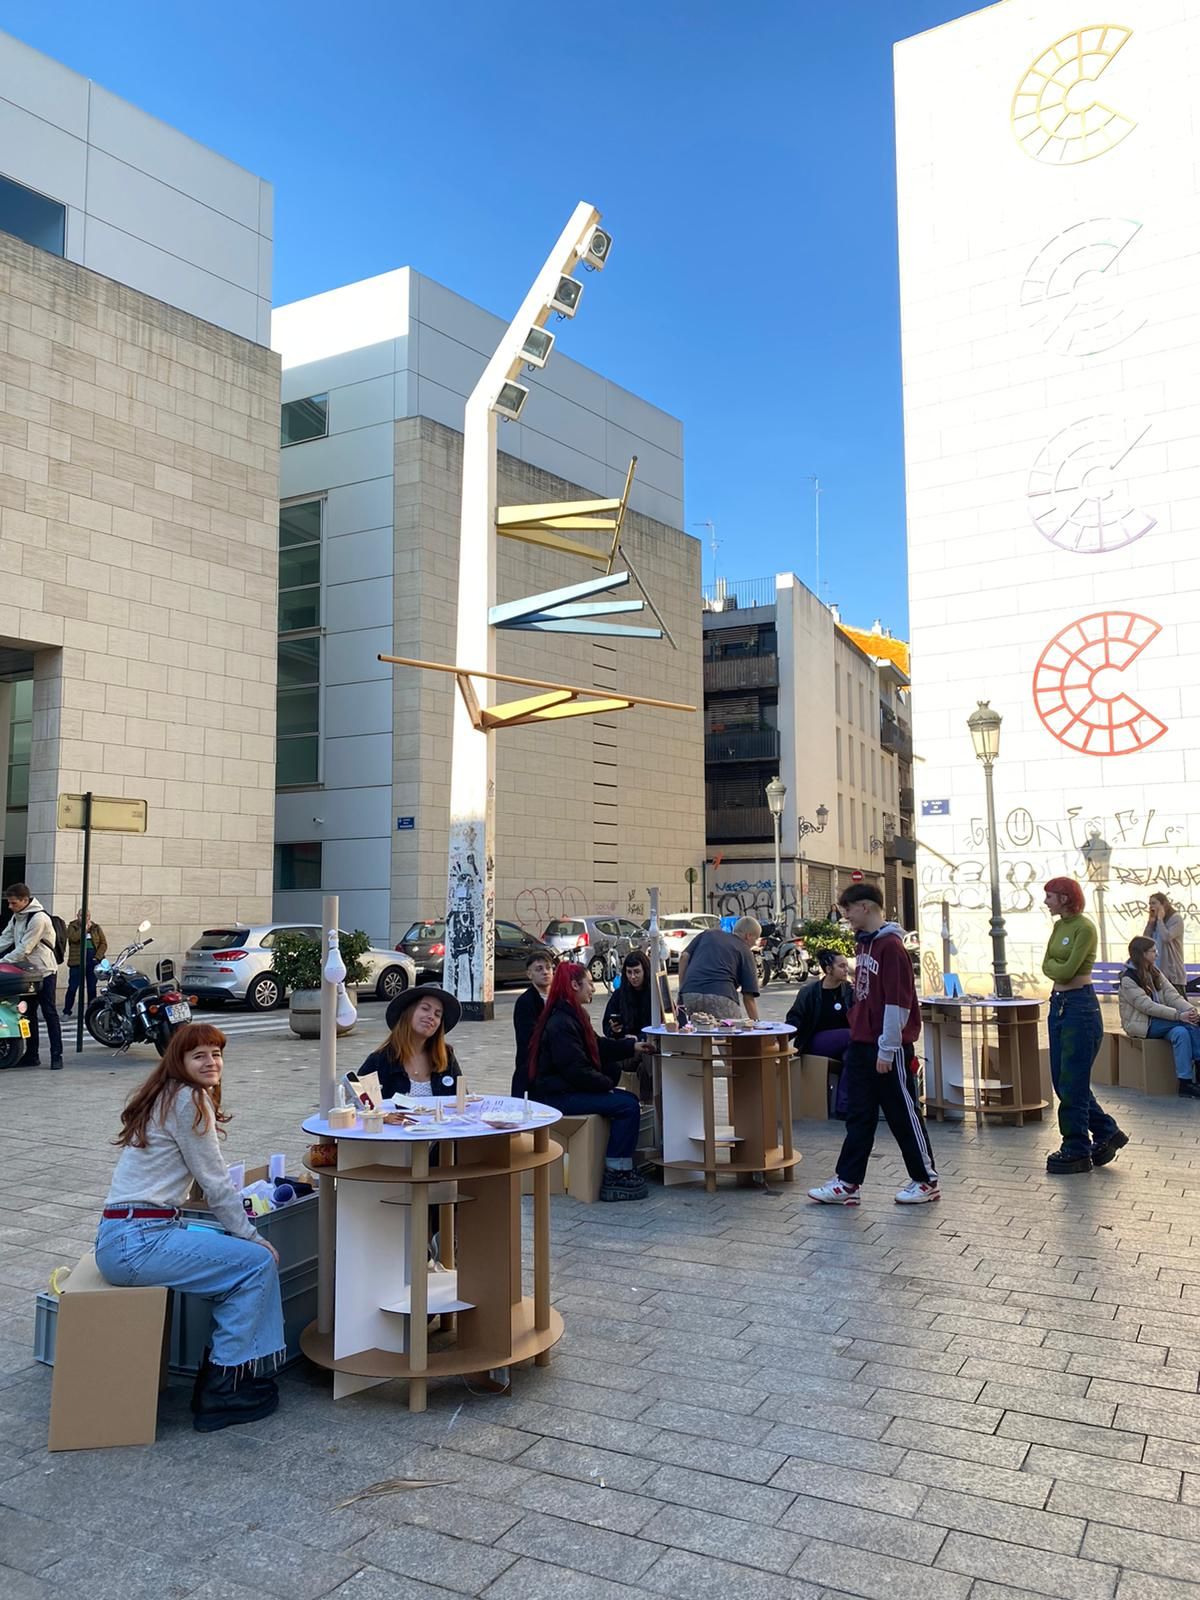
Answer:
[
  {"left": 1145, "top": 894, "right": 1187, "bottom": 990},
  {"left": 96, "top": 1023, "right": 285, "bottom": 1432}
]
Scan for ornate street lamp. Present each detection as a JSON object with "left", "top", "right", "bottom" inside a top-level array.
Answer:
[
  {"left": 967, "top": 700, "right": 1011, "bottom": 997},
  {"left": 766, "top": 775, "right": 787, "bottom": 926},
  {"left": 1081, "top": 829, "right": 1112, "bottom": 962},
  {"left": 796, "top": 804, "right": 828, "bottom": 919}
]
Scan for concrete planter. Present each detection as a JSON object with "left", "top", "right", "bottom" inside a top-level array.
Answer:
[{"left": 288, "top": 985, "right": 358, "bottom": 1039}]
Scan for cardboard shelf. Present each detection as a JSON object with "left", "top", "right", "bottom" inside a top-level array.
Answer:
[
  {"left": 301, "top": 1303, "right": 564, "bottom": 1380},
  {"left": 305, "top": 1141, "right": 562, "bottom": 1185},
  {"left": 380, "top": 1270, "right": 473, "bottom": 1316}
]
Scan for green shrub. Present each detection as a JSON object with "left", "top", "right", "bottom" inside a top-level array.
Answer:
[
  {"left": 270, "top": 929, "right": 371, "bottom": 992},
  {"left": 797, "top": 917, "right": 855, "bottom": 958}
]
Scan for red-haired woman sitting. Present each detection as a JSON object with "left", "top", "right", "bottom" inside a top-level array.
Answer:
[
  {"left": 528, "top": 962, "right": 652, "bottom": 1201},
  {"left": 95, "top": 1023, "right": 285, "bottom": 1432}
]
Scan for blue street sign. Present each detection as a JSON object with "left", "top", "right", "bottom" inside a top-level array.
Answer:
[
  {"left": 921, "top": 799, "right": 951, "bottom": 817},
  {"left": 396, "top": 816, "right": 415, "bottom": 830}
]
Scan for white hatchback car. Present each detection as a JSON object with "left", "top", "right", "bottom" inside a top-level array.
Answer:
[
  {"left": 640, "top": 913, "right": 723, "bottom": 970},
  {"left": 182, "top": 924, "right": 416, "bottom": 1011}
]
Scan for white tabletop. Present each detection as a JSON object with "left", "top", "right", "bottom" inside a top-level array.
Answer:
[
  {"left": 302, "top": 1094, "right": 562, "bottom": 1143},
  {"left": 643, "top": 1022, "right": 795, "bottom": 1037},
  {"left": 921, "top": 996, "right": 1046, "bottom": 1010}
]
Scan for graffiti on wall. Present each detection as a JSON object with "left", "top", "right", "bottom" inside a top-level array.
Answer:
[
  {"left": 513, "top": 884, "right": 588, "bottom": 933},
  {"left": 710, "top": 879, "right": 799, "bottom": 922}
]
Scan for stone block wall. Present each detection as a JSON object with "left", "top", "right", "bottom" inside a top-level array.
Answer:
[{"left": 0, "top": 231, "right": 280, "bottom": 962}]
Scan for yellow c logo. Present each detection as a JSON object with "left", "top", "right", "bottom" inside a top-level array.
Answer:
[{"left": 1012, "top": 26, "right": 1136, "bottom": 164}]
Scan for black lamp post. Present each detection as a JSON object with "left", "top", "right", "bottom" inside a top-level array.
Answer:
[{"left": 967, "top": 700, "right": 1012, "bottom": 998}]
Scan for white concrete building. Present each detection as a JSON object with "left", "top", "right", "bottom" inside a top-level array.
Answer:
[
  {"left": 271, "top": 269, "right": 702, "bottom": 944},
  {"left": 897, "top": 2, "right": 1200, "bottom": 991}
]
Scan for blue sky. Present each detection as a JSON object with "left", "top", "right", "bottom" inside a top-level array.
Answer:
[{"left": 2, "top": 0, "right": 995, "bottom": 634}]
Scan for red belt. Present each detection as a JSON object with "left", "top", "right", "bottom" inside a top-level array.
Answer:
[{"left": 102, "top": 1206, "right": 180, "bottom": 1220}]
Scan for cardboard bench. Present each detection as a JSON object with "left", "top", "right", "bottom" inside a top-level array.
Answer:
[
  {"left": 1117, "top": 1035, "right": 1179, "bottom": 1096},
  {"left": 521, "top": 1114, "right": 607, "bottom": 1204},
  {"left": 48, "top": 1251, "right": 170, "bottom": 1452},
  {"left": 790, "top": 1054, "right": 840, "bottom": 1120}
]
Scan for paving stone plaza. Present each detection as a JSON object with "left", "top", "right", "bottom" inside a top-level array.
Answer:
[{"left": 2, "top": 989, "right": 1200, "bottom": 1600}]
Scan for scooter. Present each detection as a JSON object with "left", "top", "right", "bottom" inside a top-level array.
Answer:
[
  {"left": 757, "top": 921, "right": 816, "bottom": 987},
  {"left": 0, "top": 963, "right": 39, "bottom": 1069},
  {"left": 84, "top": 921, "right": 195, "bottom": 1057}
]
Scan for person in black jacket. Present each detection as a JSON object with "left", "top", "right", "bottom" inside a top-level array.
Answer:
[
  {"left": 601, "top": 949, "right": 654, "bottom": 1103},
  {"left": 511, "top": 950, "right": 554, "bottom": 1097},
  {"left": 528, "top": 962, "right": 651, "bottom": 1202},
  {"left": 785, "top": 950, "right": 854, "bottom": 1060},
  {"left": 357, "top": 985, "right": 463, "bottom": 1099}
]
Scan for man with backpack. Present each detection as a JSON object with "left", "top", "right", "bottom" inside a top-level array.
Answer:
[{"left": 0, "top": 883, "right": 64, "bottom": 1070}]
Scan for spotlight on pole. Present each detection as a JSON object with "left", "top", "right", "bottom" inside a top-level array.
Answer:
[
  {"left": 493, "top": 380, "right": 530, "bottom": 422},
  {"left": 549, "top": 276, "right": 583, "bottom": 318},
  {"left": 578, "top": 224, "right": 613, "bottom": 269},
  {"left": 520, "top": 326, "right": 555, "bottom": 368}
]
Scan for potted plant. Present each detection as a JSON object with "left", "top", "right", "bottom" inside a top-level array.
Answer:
[{"left": 273, "top": 930, "right": 372, "bottom": 1039}]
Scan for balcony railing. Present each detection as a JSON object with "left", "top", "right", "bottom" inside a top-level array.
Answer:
[
  {"left": 885, "top": 835, "right": 917, "bottom": 864},
  {"left": 706, "top": 805, "right": 774, "bottom": 840},
  {"left": 703, "top": 654, "right": 779, "bottom": 692},
  {"left": 880, "top": 718, "right": 914, "bottom": 762},
  {"left": 702, "top": 577, "right": 776, "bottom": 611},
  {"left": 704, "top": 729, "right": 781, "bottom": 764},
  {"left": 898, "top": 785, "right": 915, "bottom": 815}
]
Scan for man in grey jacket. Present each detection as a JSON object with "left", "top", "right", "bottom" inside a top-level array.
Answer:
[{"left": 0, "top": 884, "right": 63, "bottom": 1069}]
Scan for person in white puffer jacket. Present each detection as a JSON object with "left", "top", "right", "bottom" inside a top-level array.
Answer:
[
  {"left": 1119, "top": 935, "right": 1200, "bottom": 1099},
  {"left": 0, "top": 883, "right": 62, "bottom": 1068}
]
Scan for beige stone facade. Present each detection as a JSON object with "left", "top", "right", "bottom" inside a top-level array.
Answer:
[
  {"left": 390, "top": 417, "right": 704, "bottom": 935},
  {"left": 0, "top": 232, "right": 280, "bottom": 962}
]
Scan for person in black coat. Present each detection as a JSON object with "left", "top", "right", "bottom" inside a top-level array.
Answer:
[
  {"left": 529, "top": 962, "right": 652, "bottom": 1202},
  {"left": 511, "top": 950, "right": 554, "bottom": 1097},
  {"left": 602, "top": 948, "right": 653, "bottom": 1103},
  {"left": 357, "top": 985, "right": 463, "bottom": 1098},
  {"left": 785, "top": 950, "right": 853, "bottom": 1060}
]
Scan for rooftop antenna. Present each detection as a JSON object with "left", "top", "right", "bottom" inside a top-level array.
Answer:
[{"left": 692, "top": 520, "right": 719, "bottom": 591}]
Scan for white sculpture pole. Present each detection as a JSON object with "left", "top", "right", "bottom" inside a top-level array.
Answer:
[
  {"left": 319, "top": 894, "right": 339, "bottom": 1115},
  {"left": 445, "top": 201, "right": 601, "bottom": 1020}
]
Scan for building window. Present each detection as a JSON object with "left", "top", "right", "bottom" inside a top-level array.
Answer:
[
  {"left": 5, "top": 679, "right": 32, "bottom": 809},
  {"left": 277, "top": 636, "right": 320, "bottom": 787},
  {"left": 836, "top": 729, "right": 842, "bottom": 781},
  {"left": 0, "top": 173, "right": 65, "bottom": 257},
  {"left": 281, "top": 394, "right": 328, "bottom": 447},
  {"left": 837, "top": 793, "right": 845, "bottom": 846},
  {"left": 274, "top": 841, "right": 322, "bottom": 891},
  {"left": 279, "top": 499, "right": 322, "bottom": 632},
  {"left": 847, "top": 738, "right": 855, "bottom": 787},
  {"left": 850, "top": 799, "right": 857, "bottom": 850},
  {"left": 834, "top": 667, "right": 841, "bottom": 717}
]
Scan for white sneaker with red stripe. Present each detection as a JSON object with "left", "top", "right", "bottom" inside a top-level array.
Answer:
[
  {"left": 894, "top": 1180, "right": 940, "bottom": 1205},
  {"left": 807, "top": 1178, "right": 861, "bottom": 1206}
]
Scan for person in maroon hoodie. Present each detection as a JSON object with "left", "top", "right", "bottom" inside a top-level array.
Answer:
[{"left": 808, "top": 882, "right": 939, "bottom": 1207}]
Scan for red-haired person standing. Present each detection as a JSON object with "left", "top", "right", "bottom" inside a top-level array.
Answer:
[{"left": 1043, "top": 877, "right": 1127, "bottom": 1174}]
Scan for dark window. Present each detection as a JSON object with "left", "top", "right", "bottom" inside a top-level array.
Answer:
[
  {"left": 274, "top": 842, "right": 322, "bottom": 891},
  {"left": 280, "top": 394, "right": 328, "bottom": 447},
  {"left": 191, "top": 929, "right": 251, "bottom": 951},
  {"left": 403, "top": 921, "right": 445, "bottom": 942},
  {"left": 0, "top": 173, "right": 66, "bottom": 256}
]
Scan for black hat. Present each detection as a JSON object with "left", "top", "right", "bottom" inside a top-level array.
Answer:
[{"left": 385, "top": 984, "right": 462, "bottom": 1034}]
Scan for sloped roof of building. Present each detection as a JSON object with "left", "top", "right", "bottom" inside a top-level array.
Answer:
[{"left": 838, "top": 623, "right": 910, "bottom": 677}]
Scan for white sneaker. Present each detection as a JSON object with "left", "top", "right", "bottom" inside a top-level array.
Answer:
[
  {"left": 895, "top": 1180, "right": 940, "bottom": 1205},
  {"left": 807, "top": 1178, "right": 861, "bottom": 1206}
]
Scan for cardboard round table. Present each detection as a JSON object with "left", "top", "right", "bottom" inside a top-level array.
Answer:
[
  {"left": 300, "top": 1096, "right": 563, "bottom": 1412},
  {"left": 644, "top": 1021, "right": 800, "bottom": 1192}
]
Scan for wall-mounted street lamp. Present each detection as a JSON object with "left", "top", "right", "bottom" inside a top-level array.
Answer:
[
  {"left": 797, "top": 805, "right": 829, "bottom": 844},
  {"left": 967, "top": 700, "right": 1011, "bottom": 998},
  {"left": 766, "top": 775, "right": 787, "bottom": 925},
  {"left": 1081, "top": 829, "right": 1112, "bottom": 962}
]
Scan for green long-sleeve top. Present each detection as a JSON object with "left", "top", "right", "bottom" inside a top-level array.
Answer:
[{"left": 1042, "top": 913, "right": 1098, "bottom": 985}]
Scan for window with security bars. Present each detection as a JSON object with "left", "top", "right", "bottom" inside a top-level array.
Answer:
[{"left": 277, "top": 499, "right": 322, "bottom": 788}]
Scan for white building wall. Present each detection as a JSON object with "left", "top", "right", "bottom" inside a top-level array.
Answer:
[
  {"left": 271, "top": 268, "right": 687, "bottom": 942},
  {"left": 897, "top": 2, "right": 1200, "bottom": 991},
  {"left": 0, "top": 29, "right": 272, "bottom": 342}
]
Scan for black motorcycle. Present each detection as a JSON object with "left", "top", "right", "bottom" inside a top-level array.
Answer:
[
  {"left": 757, "top": 921, "right": 816, "bottom": 987},
  {"left": 84, "top": 921, "right": 194, "bottom": 1056}
]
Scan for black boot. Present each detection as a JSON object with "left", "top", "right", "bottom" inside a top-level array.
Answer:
[
  {"left": 1179, "top": 1080, "right": 1200, "bottom": 1098},
  {"left": 193, "top": 1362, "right": 280, "bottom": 1433}
]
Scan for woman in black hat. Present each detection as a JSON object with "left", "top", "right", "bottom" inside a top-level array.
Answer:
[{"left": 356, "top": 984, "right": 463, "bottom": 1099}]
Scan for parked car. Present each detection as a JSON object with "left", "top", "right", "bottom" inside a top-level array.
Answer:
[
  {"left": 541, "top": 915, "right": 649, "bottom": 980},
  {"left": 639, "top": 913, "right": 722, "bottom": 970},
  {"left": 182, "top": 925, "right": 416, "bottom": 1011},
  {"left": 396, "top": 918, "right": 555, "bottom": 985}
]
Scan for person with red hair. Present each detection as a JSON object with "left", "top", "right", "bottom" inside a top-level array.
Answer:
[
  {"left": 1043, "top": 878, "right": 1126, "bottom": 1174},
  {"left": 528, "top": 962, "right": 652, "bottom": 1201}
]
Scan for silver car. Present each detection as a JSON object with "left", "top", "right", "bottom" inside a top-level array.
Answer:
[
  {"left": 540, "top": 915, "right": 649, "bottom": 980},
  {"left": 182, "top": 924, "right": 416, "bottom": 1011},
  {"left": 640, "top": 913, "right": 722, "bottom": 970}
]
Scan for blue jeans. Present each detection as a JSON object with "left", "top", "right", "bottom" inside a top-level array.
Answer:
[
  {"left": 95, "top": 1216, "right": 284, "bottom": 1371},
  {"left": 64, "top": 958, "right": 97, "bottom": 1014},
  {"left": 542, "top": 1089, "right": 641, "bottom": 1160},
  {"left": 1146, "top": 1016, "right": 1200, "bottom": 1080},
  {"left": 1048, "top": 987, "right": 1119, "bottom": 1159}
]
